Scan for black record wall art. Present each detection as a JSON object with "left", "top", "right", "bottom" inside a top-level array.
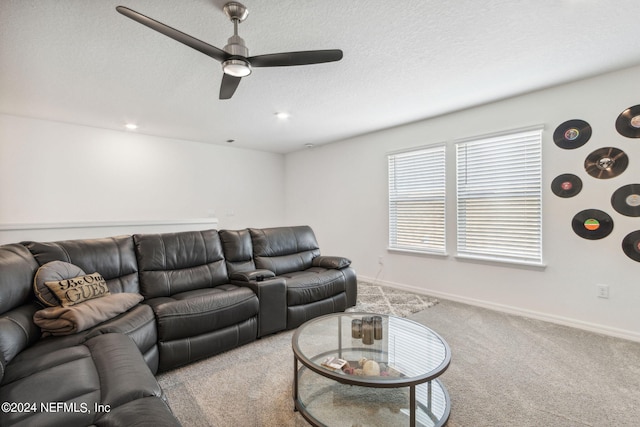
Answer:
[
  {"left": 616, "top": 105, "right": 640, "bottom": 138},
  {"left": 551, "top": 174, "right": 582, "bottom": 198},
  {"left": 584, "top": 147, "right": 628, "bottom": 179},
  {"left": 553, "top": 119, "right": 592, "bottom": 149},
  {"left": 611, "top": 184, "right": 640, "bottom": 217},
  {"left": 622, "top": 231, "right": 640, "bottom": 262},
  {"left": 571, "top": 209, "right": 614, "bottom": 240}
]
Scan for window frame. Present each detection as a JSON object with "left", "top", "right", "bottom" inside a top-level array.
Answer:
[
  {"left": 387, "top": 143, "right": 447, "bottom": 256},
  {"left": 455, "top": 126, "right": 544, "bottom": 266}
]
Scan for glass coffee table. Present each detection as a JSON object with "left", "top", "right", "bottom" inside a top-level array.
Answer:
[{"left": 292, "top": 312, "right": 451, "bottom": 427}]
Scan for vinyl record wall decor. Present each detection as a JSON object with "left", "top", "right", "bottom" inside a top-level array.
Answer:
[
  {"left": 551, "top": 174, "right": 582, "bottom": 198},
  {"left": 552, "top": 104, "right": 640, "bottom": 262},
  {"left": 553, "top": 119, "right": 592, "bottom": 149}
]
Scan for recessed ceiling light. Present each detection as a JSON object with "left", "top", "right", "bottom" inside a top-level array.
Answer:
[
  {"left": 124, "top": 123, "right": 138, "bottom": 130},
  {"left": 275, "top": 112, "right": 290, "bottom": 120}
]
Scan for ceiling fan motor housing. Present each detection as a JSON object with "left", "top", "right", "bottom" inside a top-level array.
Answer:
[
  {"left": 224, "top": 34, "right": 249, "bottom": 57},
  {"left": 223, "top": 35, "right": 251, "bottom": 76}
]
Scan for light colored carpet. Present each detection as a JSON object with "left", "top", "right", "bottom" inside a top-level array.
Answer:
[
  {"left": 156, "top": 286, "right": 640, "bottom": 426},
  {"left": 410, "top": 300, "right": 640, "bottom": 427}
]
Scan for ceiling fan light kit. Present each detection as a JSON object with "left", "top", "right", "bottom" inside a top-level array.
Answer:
[
  {"left": 222, "top": 58, "right": 251, "bottom": 77},
  {"left": 116, "top": 2, "right": 342, "bottom": 99}
]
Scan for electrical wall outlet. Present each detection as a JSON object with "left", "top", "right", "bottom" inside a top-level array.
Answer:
[
  {"left": 378, "top": 256, "right": 384, "bottom": 266},
  {"left": 596, "top": 284, "right": 609, "bottom": 299}
]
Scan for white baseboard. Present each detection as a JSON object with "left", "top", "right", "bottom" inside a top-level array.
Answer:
[{"left": 359, "top": 275, "right": 640, "bottom": 343}]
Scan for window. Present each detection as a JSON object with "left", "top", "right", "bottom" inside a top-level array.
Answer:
[
  {"left": 388, "top": 144, "right": 446, "bottom": 255},
  {"left": 456, "top": 127, "right": 543, "bottom": 265}
]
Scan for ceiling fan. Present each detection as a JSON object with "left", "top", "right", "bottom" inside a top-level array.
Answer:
[{"left": 116, "top": 2, "right": 343, "bottom": 100}]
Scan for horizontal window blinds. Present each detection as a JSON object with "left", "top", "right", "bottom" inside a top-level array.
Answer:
[
  {"left": 388, "top": 145, "right": 446, "bottom": 254},
  {"left": 456, "top": 129, "right": 543, "bottom": 264}
]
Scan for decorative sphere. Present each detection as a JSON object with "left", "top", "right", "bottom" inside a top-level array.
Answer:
[{"left": 362, "top": 360, "right": 380, "bottom": 376}]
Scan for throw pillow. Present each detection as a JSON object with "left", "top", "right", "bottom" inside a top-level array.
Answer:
[
  {"left": 33, "top": 261, "right": 87, "bottom": 307},
  {"left": 44, "top": 272, "right": 111, "bottom": 307}
]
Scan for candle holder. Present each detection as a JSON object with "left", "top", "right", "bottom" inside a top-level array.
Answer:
[
  {"left": 362, "top": 316, "right": 374, "bottom": 345},
  {"left": 373, "top": 316, "right": 383, "bottom": 340},
  {"left": 351, "top": 319, "right": 362, "bottom": 338}
]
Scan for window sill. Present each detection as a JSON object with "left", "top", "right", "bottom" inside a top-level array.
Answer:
[
  {"left": 455, "top": 253, "right": 547, "bottom": 269},
  {"left": 387, "top": 248, "right": 448, "bottom": 258}
]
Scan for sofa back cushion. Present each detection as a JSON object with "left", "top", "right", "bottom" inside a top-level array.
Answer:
[
  {"left": 0, "top": 244, "right": 41, "bottom": 382},
  {"left": 133, "top": 229, "right": 229, "bottom": 298},
  {"left": 0, "top": 244, "right": 39, "bottom": 313},
  {"left": 249, "top": 226, "right": 320, "bottom": 275},
  {"left": 219, "top": 229, "right": 256, "bottom": 274},
  {"left": 24, "top": 236, "right": 140, "bottom": 295}
]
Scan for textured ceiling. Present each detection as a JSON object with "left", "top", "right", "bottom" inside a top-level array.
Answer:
[{"left": 2, "top": 0, "right": 640, "bottom": 153}]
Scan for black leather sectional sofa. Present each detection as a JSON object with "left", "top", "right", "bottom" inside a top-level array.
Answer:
[{"left": 0, "top": 226, "right": 356, "bottom": 426}]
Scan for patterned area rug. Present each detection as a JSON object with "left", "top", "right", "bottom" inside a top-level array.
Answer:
[{"left": 347, "top": 280, "right": 438, "bottom": 317}]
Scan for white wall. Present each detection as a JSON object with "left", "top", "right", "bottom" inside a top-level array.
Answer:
[
  {"left": 0, "top": 114, "right": 286, "bottom": 240},
  {"left": 3, "top": 65, "right": 639, "bottom": 341},
  {"left": 285, "top": 65, "right": 640, "bottom": 341}
]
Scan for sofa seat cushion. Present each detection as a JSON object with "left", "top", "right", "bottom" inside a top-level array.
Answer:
[
  {"left": 280, "top": 268, "right": 346, "bottom": 306},
  {"left": 0, "top": 333, "right": 162, "bottom": 426},
  {"left": 146, "top": 285, "right": 259, "bottom": 342},
  {"left": 86, "top": 303, "right": 157, "bottom": 356},
  {"left": 2, "top": 343, "right": 95, "bottom": 388}
]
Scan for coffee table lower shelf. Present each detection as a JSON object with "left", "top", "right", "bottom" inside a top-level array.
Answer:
[{"left": 294, "top": 363, "right": 450, "bottom": 427}]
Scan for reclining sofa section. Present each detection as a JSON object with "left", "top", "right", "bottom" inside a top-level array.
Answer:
[
  {"left": 0, "top": 225, "right": 356, "bottom": 426},
  {"left": 220, "top": 226, "right": 357, "bottom": 330},
  {"left": 133, "top": 229, "right": 259, "bottom": 372}
]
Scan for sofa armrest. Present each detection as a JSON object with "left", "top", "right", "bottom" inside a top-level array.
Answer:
[
  {"left": 94, "top": 396, "right": 182, "bottom": 427},
  {"left": 230, "top": 269, "right": 275, "bottom": 282},
  {"left": 84, "top": 333, "right": 163, "bottom": 409},
  {"left": 231, "top": 277, "right": 286, "bottom": 337},
  {"left": 312, "top": 256, "right": 351, "bottom": 269}
]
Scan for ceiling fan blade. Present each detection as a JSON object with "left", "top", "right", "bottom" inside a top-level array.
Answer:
[
  {"left": 116, "top": 6, "right": 230, "bottom": 63},
  {"left": 219, "top": 74, "right": 242, "bottom": 99},
  {"left": 248, "top": 49, "right": 343, "bottom": 67}
]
